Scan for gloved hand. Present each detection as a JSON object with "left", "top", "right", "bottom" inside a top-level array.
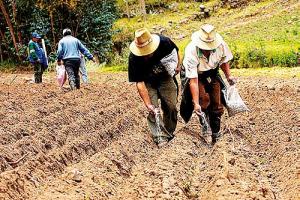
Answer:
[{"left": 227, "top": 76, "right": 237, "bottom": 85}]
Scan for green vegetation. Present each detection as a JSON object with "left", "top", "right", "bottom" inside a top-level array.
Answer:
[
  {"left": 112, "top": 0, "right": 300, "bottom": 69},
  {"left": 1, "top": 0, "right": 299, "bottom": 70},
  {"left": 0, "top": 0, "right": 117, "bottom": 65}
]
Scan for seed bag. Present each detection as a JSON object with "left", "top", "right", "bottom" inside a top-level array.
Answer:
[
  {"left": 160, "top": 49, "right": 178, "bottom": 77},
  {"left": 222, "top": 84, "right": 250, "bottom": 117},
  {"left": 56, "top": 65, "right": 67, "bottom": 87}
]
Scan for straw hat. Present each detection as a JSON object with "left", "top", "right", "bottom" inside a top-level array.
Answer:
[
  {"left": 130, "top": 28, "right": 160, "bottom": 56},
  {"left": 191, "top": 24, "right": 223, "bottom": 50}
]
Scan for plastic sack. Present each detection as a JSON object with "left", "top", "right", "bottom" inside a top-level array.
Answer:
[
  {"left": 56, "top": 65, "right": 67, "bottom": 87},
  {"left": 160, "top": 49, "right": 178, "bottom": 77},
  {"left": 197, "top": 111, "right": 212, "bottom": 135},
  {"left": 222, "top": 84, "right": 249, "bottom": 117}
]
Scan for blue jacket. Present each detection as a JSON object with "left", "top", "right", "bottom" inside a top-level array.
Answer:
[
  {"left": 57, "top": 35, "right": 93, "bottom": 61},
  {"left": 28, "top": 40, "right": 47, "bottom": 66}
]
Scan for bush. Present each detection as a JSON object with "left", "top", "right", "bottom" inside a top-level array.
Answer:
[{"left": 230, "top": 44, "right": 299, "bottom": 68}]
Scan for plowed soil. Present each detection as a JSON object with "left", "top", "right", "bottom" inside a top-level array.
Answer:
[{"left": 0, "top": 72, "right": 299, "bottom": 200}]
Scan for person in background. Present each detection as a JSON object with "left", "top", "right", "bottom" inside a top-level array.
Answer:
[
  {"left": 57, "top": 28, "right": 95, "bottom": 90},
  {"left": 180, "top": 24, "right": 236, "bottom": 144},
  {"left": 128, "top": 28, "right": 180, "bottom": 148},
  {"left": 28, "top": 32, "right": 47, "bottom": 83}
]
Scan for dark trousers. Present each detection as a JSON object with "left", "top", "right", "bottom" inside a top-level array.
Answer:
[
  {"left": 146, "top": 77, "right": 178, "bottom": 144},
  {"left": 64, "top": 58, "right": 81, "bottom": 90},
  {"left": 33, "top": 63, "right": 43, "bottom": 83},
  {"left": 198, "top": 77, "right": 224, "bottom": 134}
]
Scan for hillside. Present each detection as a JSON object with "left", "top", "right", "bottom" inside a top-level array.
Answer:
[
  {"left": 110, "top": 0, "right": 300, "bottom": 69},
  {"left": 0, "top": 1, "right": 299, "bottom": 200}
]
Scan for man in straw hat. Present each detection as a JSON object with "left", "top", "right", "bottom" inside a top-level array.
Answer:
[
  {"left": 180, "top": 24, "right": 236, "bottom": 144},
  {"left": 128, "top": 28, "right": 180, "bottom": 148}
]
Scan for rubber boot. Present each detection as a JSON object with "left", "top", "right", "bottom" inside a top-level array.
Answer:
[{"left": 210, "top": 115, "right": 221, "bottom": 144}]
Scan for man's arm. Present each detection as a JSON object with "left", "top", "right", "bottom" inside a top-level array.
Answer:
[
  {"left": 57, "top": 41, "right": 63, "bottom": 65},
  {"left": 220, "top": 62, "right": 236, "bottom": 85},
  {"left": 175, "top": 53, "right": 181, "bottom": 75},
  {"left": 189, "top": 78, "right": 201, "bottom": 112},
  {"left": 136, "top": 82, "right": 156, "bottom": 113},
  {"left": 77, "top": 40, "right": 94, "bottom": 61}
]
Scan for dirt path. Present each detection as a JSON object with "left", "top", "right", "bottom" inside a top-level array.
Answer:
[{"left": 0, "top": 72, "right": 299, "bottom": 200}]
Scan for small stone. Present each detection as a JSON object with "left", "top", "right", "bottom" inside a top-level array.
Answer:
[
  {"left": 228, "top": 158, "right": 236, "bottom": 166},
  {"left": 215, "top": 179, "right": 224, "bottom": 187},
  {"left": 71, "top": 169, "right": 83, "bottom": 183}
]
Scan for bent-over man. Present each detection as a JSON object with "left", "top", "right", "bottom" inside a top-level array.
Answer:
[
  {"left": 180, "top": 24, "right": 236, "bottom": 144},
  {"left": 128, "top": 28, "right": 180, "bottom": 148}
]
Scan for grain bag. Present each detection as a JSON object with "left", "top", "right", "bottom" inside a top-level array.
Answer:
[{"left": 222, "top": 84, "right": 249, "bottom": 117}]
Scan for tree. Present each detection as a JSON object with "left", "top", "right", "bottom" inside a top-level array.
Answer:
[
  {"left": 0, "top": 0, "right": 19, "bottom": 59},
  {"left": 139, "top": 0, "right": 146, "bottom": 20}
]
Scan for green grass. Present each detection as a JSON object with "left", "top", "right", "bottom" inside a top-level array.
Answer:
[
  {"left": 113, "top": 0, "right": 300, "bottom": 69},
  {"left": 99, "top": 65, "right": 128, "bottom": 72}
]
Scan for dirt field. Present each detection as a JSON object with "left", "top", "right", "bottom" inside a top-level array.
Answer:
[{"left": 0, "top": 72, "right": 299, "bottom": 200}]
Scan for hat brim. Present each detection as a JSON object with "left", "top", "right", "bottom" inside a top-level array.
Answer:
[
  {"left": 191, "top": 31, "right": 223, "bottom": 50},
  {"left": 129, "top": 34, "right": 160, "bottom": 56}
]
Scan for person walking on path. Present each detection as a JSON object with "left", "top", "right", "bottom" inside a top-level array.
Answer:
[
  {"left": 28, "top": 32, "right": 47, "bottom": 83},
  {"left": 57, "top": 28, "right": 95, "bottom": 90},
  {"left": 128, "top": 28, "right": 180, "bottom": 148},
  {"left": 180, "top": 24, "right": 236, "bottom": 144}
]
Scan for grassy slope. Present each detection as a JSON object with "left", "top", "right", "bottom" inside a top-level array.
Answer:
[{"left": 112, "top": 0, "right": 300, "bottom": 68}]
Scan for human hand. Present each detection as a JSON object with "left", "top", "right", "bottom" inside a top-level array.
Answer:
[
  {"left": 175, "top": 66, "right": 181, "bottom": 75},
  {"left": 147, "top": 104, "right": 159, "bottom": 115},
  {"left": 227, "top": 76, "right": 237, "bottom": 85},
  {"left": 193, "top": 103, "right": 202, "bottom": 116}
]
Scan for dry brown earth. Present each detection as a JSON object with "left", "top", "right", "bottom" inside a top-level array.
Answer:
[{"left": 0, "top": 72, "right": 299, "bottom": 200}]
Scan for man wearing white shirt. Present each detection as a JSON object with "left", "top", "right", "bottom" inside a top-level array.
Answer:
[{"left": 180, "top": 24, "right": 236, "bottom": 144}]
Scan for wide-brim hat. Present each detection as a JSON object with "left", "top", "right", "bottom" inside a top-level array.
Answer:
[
  {"left": 129, "top": 28, "right": 160, "bottom": 56},
  {"left": 191, "top": 24, "right": 223, "bottom": 50}
]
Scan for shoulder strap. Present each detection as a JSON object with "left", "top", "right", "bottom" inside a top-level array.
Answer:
[{"left": 196, "top": 47, "right": 203, "bottom": 58}]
